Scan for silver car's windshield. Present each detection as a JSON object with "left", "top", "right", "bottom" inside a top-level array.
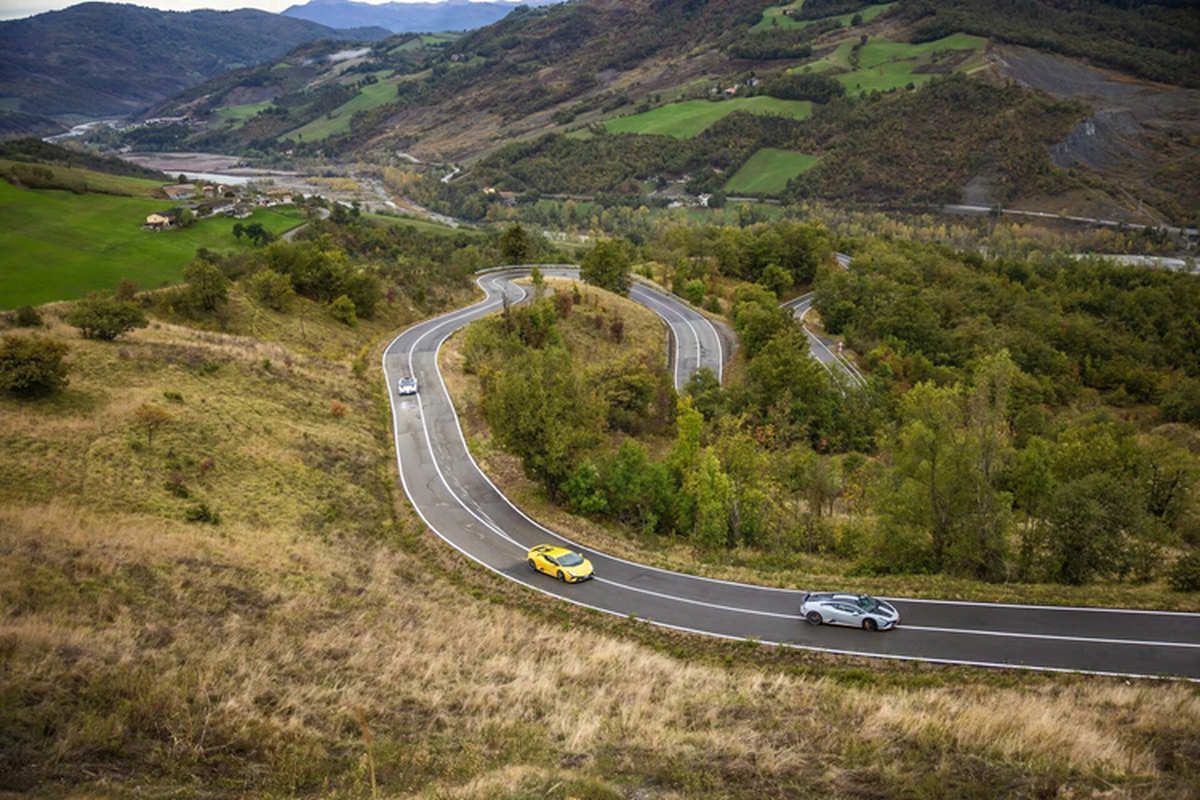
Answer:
[{"left": 857, "top": 596, "right": 879, "bottom": 612}]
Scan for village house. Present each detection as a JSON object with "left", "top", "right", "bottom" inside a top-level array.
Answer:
[
  {"left": 163, "top": 184, "right": 195, "bottom": 201},
  {"left": 142, "top": 212, "right": 174, "bottom": 230}
]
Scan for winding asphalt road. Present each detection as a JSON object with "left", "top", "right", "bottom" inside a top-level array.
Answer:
[
  {"left": 383, "top": 268, "right": 1200, "bottom": 680},
  {"left": 782, "top": 293, "right": 866, "bottom": 389}
]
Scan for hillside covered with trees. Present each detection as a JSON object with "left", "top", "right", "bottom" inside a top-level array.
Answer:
[{"left": 456, "top": 221, "right": 1200, "bottom": 600}]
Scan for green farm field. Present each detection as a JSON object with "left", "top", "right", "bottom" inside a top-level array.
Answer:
[
  {"left": 604, "top": 97, "right": 812, "bottom": 138},
  {"left": 0, "top": 180, "right": 300, "bottom": 309},
  {"left": 724, "top": 148, "right": 818, "bottom": 194},
  {"left": 282, "top": 77, "right": 405, "bottom": 142},
  {"left": 214, "top": 101, "right": 273, "bottom": 129},
  {"left": 793, "top": 33, "right": 987, "bottom": 94},
  {"left": 362, "top": 212, "right": 467, "bottom": 236},
  {"left": 0, "top": 159, "right": 165, "bottom": 198},
  {"left": 753, "top": 1, "right": 895, "bottom": 32}
]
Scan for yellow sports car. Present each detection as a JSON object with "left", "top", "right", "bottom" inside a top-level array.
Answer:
[{"left": 527, "top": 544, "right": 594, "bottom": 583}]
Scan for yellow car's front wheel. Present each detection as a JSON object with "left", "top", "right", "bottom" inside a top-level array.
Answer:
[{"left": 556, "top": 570, "right": 566, "bottom": 581}]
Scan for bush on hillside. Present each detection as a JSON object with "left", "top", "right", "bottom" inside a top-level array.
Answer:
[
  {"left": 66, "top": 294, "right": 148, "bottom": 341},
  {"left": 13, "top": 306, "right": 43, "bottom": 327},
  {"left": 0, "top": 336, "right": 70, "bottom": 398},
  {"left": 1169, "top": 552, "right": 1200, "bottom": 592}
]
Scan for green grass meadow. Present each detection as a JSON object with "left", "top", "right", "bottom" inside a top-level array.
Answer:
[
  {"left": 605, "top": 97, "right": 813, "bottom": 138},
  {"left": 753, "top": 1, "right": 895, "bottom": 32},
  {"left": 0, "top": 180, "right": 299, "bottom": 309},
  {"left": 724, "top": 148, "right": 818, "bottom": 195},
  {"left": 362, "top": 212, "right": 467, "bottom": 237},
  {"left": 0, "top": 159, "right": 165, "bottom": 198},
  {"left": 214, "top": 101, "right": 274, "bottom": 129},
  {"left": 791, "top": 33, "right": 987, "bottom": 94},
  {"left": 282, "top": 75, "right": 415, "bottom": 142}
]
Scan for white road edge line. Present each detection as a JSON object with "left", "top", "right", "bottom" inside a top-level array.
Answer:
[{"left": 902, "top": 625, "right": 1200, "bottom": 650}]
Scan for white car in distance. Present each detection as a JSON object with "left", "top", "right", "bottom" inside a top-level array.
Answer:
[{"left": 397, "top": 376, "right": 418, "bottom": 396}]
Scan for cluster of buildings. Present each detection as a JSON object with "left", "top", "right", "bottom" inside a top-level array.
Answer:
[{"left": 142, "top": 183, "right": 295, "bottom": 231}]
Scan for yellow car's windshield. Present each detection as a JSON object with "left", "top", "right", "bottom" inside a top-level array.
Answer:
[{"left": 557, "top": 552, "right": 584, "bottom": 567}]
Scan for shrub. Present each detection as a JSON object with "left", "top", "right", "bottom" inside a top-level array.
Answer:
[
  {"left": 182, "top": 261, "right": 229, "bottom": 313},
  {"left": 682, "top": 279, "right": 706, "bottom": 306},
  {"left": 184, "top": 502, "right": 221, "bottom": 525},
  {"left": 66, "top": 293, "right": 148, "bottom": 340},
  {"left": 331, "top": 401, "right": 347, "bottom": 417},
  {"left": 164, "top": 474, "right": 190, "bottom": 498},
  {"left": 1168, "top": 552, "right": 1200, "bottom": 592},
  {"left": 245, "top": 269, "right": 296, "bottom": 312},
  {"left": 114, "top": 278, "right": 140, "bottom": 302},
  {"left": 609, "top": 318, "right": 624, "bottom": 343},
  {"left": 13, "top": 305, "right": 42, "bottom": 327},
  {"left": 0, "top": 336, "right": 70, "bottom": 397},
  {"left": 331, "top": 294, "right": 357, "bottom": 326},
  {"left": 133, "top": 403, "right": 172, "bottom": 447}
]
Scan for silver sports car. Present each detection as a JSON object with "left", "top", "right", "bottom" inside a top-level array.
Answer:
[{"left": 800, "top": 592, "right": 899, "bottom": 631}]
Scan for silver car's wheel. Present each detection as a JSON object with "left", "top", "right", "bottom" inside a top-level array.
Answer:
[
  {"left": 863, "top": 618, "right": 878, "bottom": 632},
  {"left": 806, "top": 611, "right": 822, "bottom": 626}
]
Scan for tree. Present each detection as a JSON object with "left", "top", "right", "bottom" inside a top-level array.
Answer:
[
  {"left": 877, "top": 381, "right": 965, "bottom": 572},
  {"left": 580, "top": 239, "right": 631, "bottom": 295},
  {"left": 1045, "top": 472, "right": 1147, "bottom": 585},
  {"left": 760, "top": 263, "right": 793, "bottom": 297},
  {"left": 183, "top": 261, "right": 228, "bottom": 313},
  {"left": 176, "top": 208, "right": 195, "bottom": 228},
  {"left": 956, "top": 350, "right": 1017, "bottom": 581},
  {"left": 484, "top": 346, "right": 601, "bottom": 491},
  {"left": 66, "top": 293, "right": 148, "bottom": 340},
  {"left": 0, "top": 336, "right": 69, "bottom": 397},
  {"left": 232, "top": 222, "right": 246, "bottom": 241},
  {"left": 686, "top": 451, "right": 731, "bottom": 553},
  {"left": 500, "top": 223, "right": 530, "bottom": 264},
  {"left": 684, "top": 366, "right": 723, "bottom": 420},
  {"left": 134, "top": 403, "right": 172, "bottom": 447}
]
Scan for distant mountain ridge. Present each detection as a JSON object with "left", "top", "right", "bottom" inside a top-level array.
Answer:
[
  {"left": 0, "top": 2, "right": 391, "bottom": 119},
  {"left": 281, "top": 0, "right": 561, "bottom": 34}
]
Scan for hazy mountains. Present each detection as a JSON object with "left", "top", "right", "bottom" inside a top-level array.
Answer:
[
  {"left": 281, "top": 0, "right": 561, "bottom": 34},
  {"left": 0, "top": 2, "right": 390, "bottom": 118}
]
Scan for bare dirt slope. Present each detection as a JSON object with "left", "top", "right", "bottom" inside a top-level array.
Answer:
[{"left": 991, "top": 45, "right": 1200, "bottom": 222}]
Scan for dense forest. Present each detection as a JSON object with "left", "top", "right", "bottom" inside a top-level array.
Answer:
[{"left": 463, "top": 220, "right": 1200, "bottom": 591}]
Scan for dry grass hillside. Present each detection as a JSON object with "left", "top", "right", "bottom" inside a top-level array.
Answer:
[{"left": 2, "top": 289, "right": 1199, "bottom": 797}]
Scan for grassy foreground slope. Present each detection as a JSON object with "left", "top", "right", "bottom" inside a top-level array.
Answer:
[
  {"left": 0, "top": 180, "right": 299, "bottom": 309},
  {"left": 3, "top": 281, "right": 1198, "bottom": 796}
]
